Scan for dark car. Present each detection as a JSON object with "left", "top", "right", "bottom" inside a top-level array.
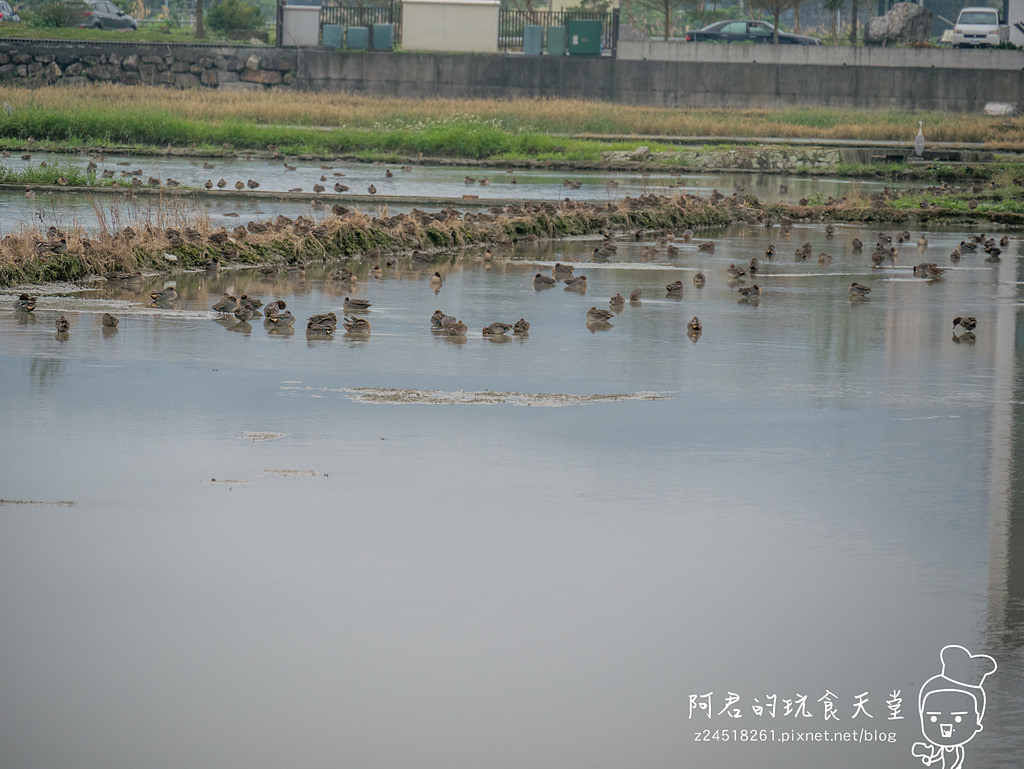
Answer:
[
  {"left": 0, "top": 1, "right": 20, "bottom": 22},
  {"left": 684, "top": 20, "right": 821, "bottom": 45},
  {"left": 76, "top": 0, "right": 137, "bottom": 30}
]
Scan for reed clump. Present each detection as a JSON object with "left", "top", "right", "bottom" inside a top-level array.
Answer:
[
  {"left": 0, "top": 192, "right": 756, "bottom": 287},
  {"left": 3, "top": 166, "right": 1022, "bottom": 288}
]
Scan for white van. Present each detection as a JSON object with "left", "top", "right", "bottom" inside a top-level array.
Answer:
[{"left": 951, "top": 6, "right": 1010, "bottom": 46}]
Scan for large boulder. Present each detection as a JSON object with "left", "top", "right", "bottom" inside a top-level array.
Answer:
[{"left": 865, "top": 2, "right": 934, "bottom": 45}]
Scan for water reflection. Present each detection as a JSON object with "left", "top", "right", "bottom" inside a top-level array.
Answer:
[
  {"left": 0, "top": 221, "right": 1022, "bottom": 769},
  {"left": 27, "top": 356, "right": 66, "bottom": 388}
]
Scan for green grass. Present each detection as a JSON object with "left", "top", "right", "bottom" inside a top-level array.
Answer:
[
  {"left": 0, "top": 23, "right": 264, "bottom": 45},
  {"left": 0, "top": 163, "right": 98, "bottom": 185},
  {"left": 0, "top": 106, "right": 640, "bottom": 163},
  {"left": 2, "top": 86, "right": 1023, "bottom": 179}
]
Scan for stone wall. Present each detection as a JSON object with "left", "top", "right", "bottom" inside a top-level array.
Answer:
[{"left": 0, "top": 41, "right": 297, "bottom": 89}]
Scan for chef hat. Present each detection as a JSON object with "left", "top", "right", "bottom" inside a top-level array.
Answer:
[
  {"left": 938, "top": 644, "right": 997, "bottom": 689},
  {"left": 918, "top": 644, "right": 998, "bottom": 719}
]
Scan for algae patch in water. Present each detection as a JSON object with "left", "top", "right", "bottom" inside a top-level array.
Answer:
[
  {"left": 243, "top": 432, "right": 285, "bottom": 441},
  {"left": 0, "top": 498, "right": 76, "bottom": 506},
  {"left": 342, "top": 388, "right": 671, "bottom": 406}
]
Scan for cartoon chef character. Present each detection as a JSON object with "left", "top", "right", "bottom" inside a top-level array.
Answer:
[{"left": 911, "top": 644, "right": 997, "bottom": 769}]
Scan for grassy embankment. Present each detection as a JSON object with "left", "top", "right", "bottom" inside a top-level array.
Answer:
[
  {"left": 2, "top": 84, "right": 1024, "bottom": 165},
  {"left": 1, "top": 85, "right": 1023, "bottom": 288}
]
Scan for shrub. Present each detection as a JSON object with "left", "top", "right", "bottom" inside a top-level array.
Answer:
[
  {"left": 27, "top": 0, "right": 87, "bottom": 28},
  {"left": 206, "top": 0, "right": 264, "bottom": 34}
]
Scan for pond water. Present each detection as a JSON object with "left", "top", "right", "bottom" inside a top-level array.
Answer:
[
  {"left": 2, "top": 151, "right": 902, "bottom": 235},
  {"left": 2, "top": 209, "right": 1023, "bottom": 769}
]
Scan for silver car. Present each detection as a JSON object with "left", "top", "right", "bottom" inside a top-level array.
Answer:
[
  {"left": 0, "top": 1, "right": 20, "bottom": 22},
  {"left": 77, "top": 0, "right": 138, "bottom": 30}
]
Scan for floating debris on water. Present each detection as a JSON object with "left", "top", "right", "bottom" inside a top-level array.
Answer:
[
  {"left": 342, "top": 388, "right": 671, "bottom": 406},
  {"left": 0, "top": 498, "right": 76, "bottom": 506},
  {"left": 242, "top": 432, "right": 285, "bottom": 442}
]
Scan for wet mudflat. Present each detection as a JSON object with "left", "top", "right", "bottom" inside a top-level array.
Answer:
[{"left": 1, "top": 217, "right": 1023, "bottom": 769}]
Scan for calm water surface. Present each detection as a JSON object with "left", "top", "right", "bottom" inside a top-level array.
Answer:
[{"left": 1, "top": 215, "right": 1023, "bottom": 769}]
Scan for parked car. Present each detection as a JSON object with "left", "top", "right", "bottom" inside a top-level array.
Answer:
[
  {"left": 76, "top": 0, "right": 137, "bottom": 30},
  {"left": 0, "top": 1, "right": 20, "bottom": 22},
  {"left": 950, "top": 6, "right": 1009, "bottom": 47},
  {"left": 684, "top": 20, "right": 821, "bottom": 45}
]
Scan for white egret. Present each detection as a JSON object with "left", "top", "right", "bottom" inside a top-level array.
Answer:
[{"left": 914, "top": 120, "right": 925, "bottom": 157}]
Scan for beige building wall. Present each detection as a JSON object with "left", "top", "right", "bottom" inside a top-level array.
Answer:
[{"left": 402, "top": 0, "right": 501, "bottom": 53}]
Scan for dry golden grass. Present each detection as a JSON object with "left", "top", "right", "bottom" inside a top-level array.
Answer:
[{"left": 2, "top": 83, "right": 1023, "bottom": 145}]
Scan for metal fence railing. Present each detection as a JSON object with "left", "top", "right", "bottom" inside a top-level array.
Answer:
[
  {"left": 319, "top": 0, "right": 402, "bottom": 43},
  {"left": 306, "top": 4, "right": 620, "bottom": 55},
  {"left": 498, "top": 9, "right": 617, "bottom": 54}
]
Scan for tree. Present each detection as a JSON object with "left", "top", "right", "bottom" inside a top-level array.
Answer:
[
  {"left": 207, "top": 0, "right": 264, "bottom": 33},
  {"left": 822, "top": 0, "right": 843, "bottom": 41},
  {"left": 196, "top": 0, "right": 204, "bottom": 38},
  {"left": 849, "top": 0, "right": 858, "bottom": 44},
  {"left": 27, "top": 0, "right": 88, "bottom": 28},
  {"left": 502, "top": 0, "right": 546, "bottom": 12},
  {"left": 746, "top": 0, "right": 799, "bottom": 42},
  {"left": 633, "top": 0, "right": 689, "bottom": 39}
]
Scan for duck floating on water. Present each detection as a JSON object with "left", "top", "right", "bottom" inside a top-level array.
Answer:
[
  {"left": 343, "top": 297, "right": 372, "bottom": 313},
  {"left": 307, "top": 311, "right": 338, "bottom": 330},
  {"left": 267, "top": 310, "right": 295, "bottom": 327},
  {"left": 13, "top": 293, "right": 36, "bottom": 312},
  {"left": 149, "top": 287, "right": 177, "bottom": 302},
  {"left": 482, "top": 322, "right": 513, "bottom": 336},
  {"left": 563, "top": 275, "right": 587, "bottom": 291},
  {"left": 849, "top": 282, "right": 872, "bottom": 298},
  {"left": 533, "top": 273, "right": 556, "bottom": 288},
  {"left": 212, "top": 294, "right": 238, "bottom": 313},
  {"left": 343, "top": 315, "right": 371, "bottom": 334}
]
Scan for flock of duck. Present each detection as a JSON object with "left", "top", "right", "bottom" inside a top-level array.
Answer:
[{"left": 8, "top": 221, "right": 1005, "bottom": 344}]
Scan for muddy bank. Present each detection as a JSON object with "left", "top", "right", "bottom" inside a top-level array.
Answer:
[{"left": 0, "top": 138, "right": 1007, "bottom": 180}]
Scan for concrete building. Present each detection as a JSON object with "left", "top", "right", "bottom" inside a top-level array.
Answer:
[
  {"left": 1010, "top": 0, "right": 1024, "bottom": 46},
  {"left": 402, "top": 0, "right": 501, "bottom": 53}
]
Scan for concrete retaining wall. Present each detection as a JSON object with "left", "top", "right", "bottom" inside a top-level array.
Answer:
[
  {"left": 296, "top": 47, "right": 1024, "bottom": 112},
  {"left": 1, "top": 39, "right": 1022, "bottom": 113}
]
